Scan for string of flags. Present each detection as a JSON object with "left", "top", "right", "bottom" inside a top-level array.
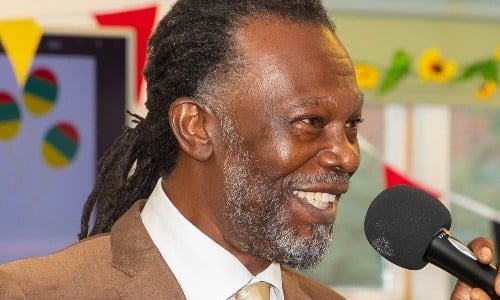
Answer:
[{"left": 0, "top": 5, "right": 158, "bottom": 103}]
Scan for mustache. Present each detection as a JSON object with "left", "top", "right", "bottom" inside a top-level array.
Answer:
[{"left": 286, "top": 171, "right": 350, "bottom": 186}]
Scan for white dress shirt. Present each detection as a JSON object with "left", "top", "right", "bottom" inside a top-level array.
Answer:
[{"left": 141, "top": 179, "right": 284, "bottom": 300}]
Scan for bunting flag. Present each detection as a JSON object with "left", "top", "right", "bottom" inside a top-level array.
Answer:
[
  {"left": 0, "top": 19, "right": 42, "bottom": 87},
  {"left": 94, "top": 6, "right": 158, "bottom": 103},
  {"left": 382, "top": 163, "right": 441, "bottom": 199}
]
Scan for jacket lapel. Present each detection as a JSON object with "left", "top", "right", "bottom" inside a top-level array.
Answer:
[
  {"left": 110, "top": 200, "right": 186, "bottom": 299},
  {"left": 281, "top": 267, "right": 311, "bottom": 300}
]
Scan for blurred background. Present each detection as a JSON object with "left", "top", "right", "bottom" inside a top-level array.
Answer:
[{"left": 1, "top": 1, "right": 499, "bottom": 299}]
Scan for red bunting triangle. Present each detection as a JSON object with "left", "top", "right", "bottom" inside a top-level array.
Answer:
[
  {"left": 383, "top": 163, "right": 441, "bottom": 199},
  {"left": 94, "top": 6, "right": 157, "bottom": 103}
]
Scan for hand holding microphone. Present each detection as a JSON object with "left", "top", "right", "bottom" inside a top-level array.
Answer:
[{"left": 364, "top": 185, "right": 500, "bottom": 299}]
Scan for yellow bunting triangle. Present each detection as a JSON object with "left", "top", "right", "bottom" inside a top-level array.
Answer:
[{"left": 0, "top": 19, "right": 42, "bottom": 87}]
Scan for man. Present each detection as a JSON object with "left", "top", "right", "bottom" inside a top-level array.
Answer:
[{"left": 0, "top": 1, "right": 498, "bottom": 299}]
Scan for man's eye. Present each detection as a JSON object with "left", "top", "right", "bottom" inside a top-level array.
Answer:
[
  {"left": 346, "top": 117, "right": 364, "bottom": 128},
  {"left": 302, "top": 117, "right": 323, "bottom": 127}
]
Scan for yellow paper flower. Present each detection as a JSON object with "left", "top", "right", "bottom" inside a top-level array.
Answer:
[
  {"left": 418, "top": 48, "right": 457, "bottom": 83},
  {"left": 495, "top": 45, "right": 500, "bottom": 62},
  {"left": 354, "top": 63, "right": 379, "bottom": 90},
  {"left": 475, "top": 80, "right": 497, "bottom": 100}
]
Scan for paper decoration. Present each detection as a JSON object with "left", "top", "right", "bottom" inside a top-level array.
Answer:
[
  {"left": 23, "top": 67, "right": 59, "bottom": 116},
  {"left": 383, "top": 163, "right": 441, "bottom": 199},
  {"left": 0, "top": 19, "right": 42, "bottom": 87},
  {"left": 356, "top": 47, "right": 499, "bottom": 100},
  {"left": 94, "top": 6, "right": 157, "bottom": 103},
  {"left": 41, "top": 122, "right": 80, "bottom": 168}
]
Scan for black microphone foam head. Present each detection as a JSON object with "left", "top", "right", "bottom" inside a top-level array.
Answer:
[{"left": 364, "top": 185, "right": 452, "bottom": 270}]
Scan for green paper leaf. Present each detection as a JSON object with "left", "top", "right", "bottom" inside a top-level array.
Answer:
[
  {"left": 455, "top": 62, "right": 483, "bottom": 82},
  {"left": 455, "top": 59, "right": 498, "bottom": 82},
  {"left": 480, "top": 59, "right": 498, "bottom": 82},
  {"left": 378, "top": 50, "right": 412, "bottom": 94}
]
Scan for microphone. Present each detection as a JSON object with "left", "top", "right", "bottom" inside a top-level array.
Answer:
[{"left": 364, "top": 185, "right": 499, "bottom": 299}]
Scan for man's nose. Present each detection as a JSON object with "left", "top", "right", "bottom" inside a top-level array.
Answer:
[{"left": 316, "top": 136, "right": 360, "bottom": 174}]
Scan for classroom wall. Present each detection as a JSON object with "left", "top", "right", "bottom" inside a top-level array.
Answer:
[{"left": 0, "top": 1, "right": 174, "bottom": 26}]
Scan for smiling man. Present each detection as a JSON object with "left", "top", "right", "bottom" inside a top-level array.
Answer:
[
  {"left": 1, "top": 1, "right": 498, "bottom": 299},
  {"left": 191, "top": 16, "right": 364, "bottom": 273}
]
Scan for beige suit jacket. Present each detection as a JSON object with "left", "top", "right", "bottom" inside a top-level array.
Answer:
[{"left": 0, "top": 200, "right": 344, "bottom": 300}]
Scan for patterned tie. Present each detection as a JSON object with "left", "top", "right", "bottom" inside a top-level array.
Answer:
[{"left": 234, "top": 281, "right": 271, "bottom": 300}]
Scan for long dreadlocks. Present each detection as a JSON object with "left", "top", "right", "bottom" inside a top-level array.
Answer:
[{"left": 79, "top": 0, "right": 334, "bottom": 239}]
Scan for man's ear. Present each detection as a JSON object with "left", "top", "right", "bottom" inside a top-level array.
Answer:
[{"left": 168, "top": 98, "right": 214, "bottom": 161}]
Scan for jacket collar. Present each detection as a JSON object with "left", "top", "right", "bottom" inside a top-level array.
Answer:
[
  {"left": 110, "top": 199, "right": 186, "bottom": 299},
  {"left": 281, "top": 266, "right": 311, "bottom": 300}
]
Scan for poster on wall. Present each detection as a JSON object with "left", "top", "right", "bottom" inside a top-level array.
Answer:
[
  {"left": 0, "top": 29, "right": 132, "bottom": 263},
  {"left": 0, "top": 54, "right": 95, "bottom": 262}
]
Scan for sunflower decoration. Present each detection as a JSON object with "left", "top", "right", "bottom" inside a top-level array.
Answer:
[
  {"left": 417, "top": 48, "right": 457, "bottom": 83},
  {"left": 354, "top": 63, "right": 379, "bottom": 90},
  {"left": 475, "top": 80, "right": 497, "bottom": 100}
]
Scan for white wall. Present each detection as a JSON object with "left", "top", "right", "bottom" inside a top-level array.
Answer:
[
  {"left": 0, "top": 1, "right": 175, "bottom": 26},
  {"left": 324, "top": 0, "right": 500, "bottom": 20}
]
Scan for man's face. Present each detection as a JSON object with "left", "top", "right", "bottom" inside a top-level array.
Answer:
[{"left": 210, "top": 18, "right": 363, "bottom": 270}]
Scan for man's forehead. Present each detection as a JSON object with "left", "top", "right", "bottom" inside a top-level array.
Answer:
[
  {"left": 236, "top": 16, "right": 340, "bottom": 52},
  {"left": 233, "top": 17, "right": 350, "bottom": 80},
  {"left": 214, "top": 15, "right": 358, "bottom": 113}
]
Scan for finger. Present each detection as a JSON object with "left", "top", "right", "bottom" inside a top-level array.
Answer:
[
  {"left": 453, "top": 280, "right": 497, "bottom": 300},
  {"left": 452, "top": 280, "right": 473, "bottom": 300},
  {"left": 468, "top": 237, "right": 495, "bottom": 264},
  {"left": 470, "top": 287, "right": 492, "bottom": 300}
]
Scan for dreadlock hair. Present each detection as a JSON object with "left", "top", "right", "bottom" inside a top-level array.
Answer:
[{"left": 79, "top": 0, "right": 334, "bottom": 240}]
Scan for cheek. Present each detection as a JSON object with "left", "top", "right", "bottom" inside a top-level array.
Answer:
[
  {"left": 239, "top": 114, "right": 314, "bottom": 176},
  {"left": 275, "top": 140, "right": 293, "bottom": 162},
  {"left": 253, "top": 133, "right": 313, "bottom": 177}
]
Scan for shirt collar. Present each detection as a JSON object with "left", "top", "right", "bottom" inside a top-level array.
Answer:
[{"left": 141, "top": 178, "right": 283, "bottom": 300}]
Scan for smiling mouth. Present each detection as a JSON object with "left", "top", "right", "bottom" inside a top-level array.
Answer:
[{"left": 292, "top": 190, "right": 341, "bottom": 210}]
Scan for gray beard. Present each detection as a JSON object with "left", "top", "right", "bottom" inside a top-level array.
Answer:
[{"left": 218, "top": 115, "right": 334, "bottom": 270}]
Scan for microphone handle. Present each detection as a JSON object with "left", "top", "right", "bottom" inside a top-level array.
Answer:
[{"left": 424, "top": 229, "right": 499, "bottom": 299}]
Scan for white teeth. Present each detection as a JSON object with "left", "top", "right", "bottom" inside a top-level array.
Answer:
[
  {"left": 292, "top": 190, "right": 339, "bottom": 210},
  {"left": 323, "top": 193, "right": 336, "bottom": 203}
]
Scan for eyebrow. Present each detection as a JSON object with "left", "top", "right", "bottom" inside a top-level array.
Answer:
[
  {"left": 289, "top": 97, "right": 324, "bottom": 109},
  {"left": 289, "top": 92, "right": 365, "bottom": 109}
]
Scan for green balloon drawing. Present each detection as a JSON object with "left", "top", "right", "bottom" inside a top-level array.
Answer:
[
  {"left": 0, "top": 91, "right": 21, "bottom": 140},
  {"left": 41, "top": 122, "right": 80, "bottom": 168},
  {"left": 24, "top": 67, "right": 58, "bottom": 116}
]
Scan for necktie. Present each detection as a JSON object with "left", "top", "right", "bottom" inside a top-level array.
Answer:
[{"left": 234, "top": 281, "right": 271, "bottom": 300}]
